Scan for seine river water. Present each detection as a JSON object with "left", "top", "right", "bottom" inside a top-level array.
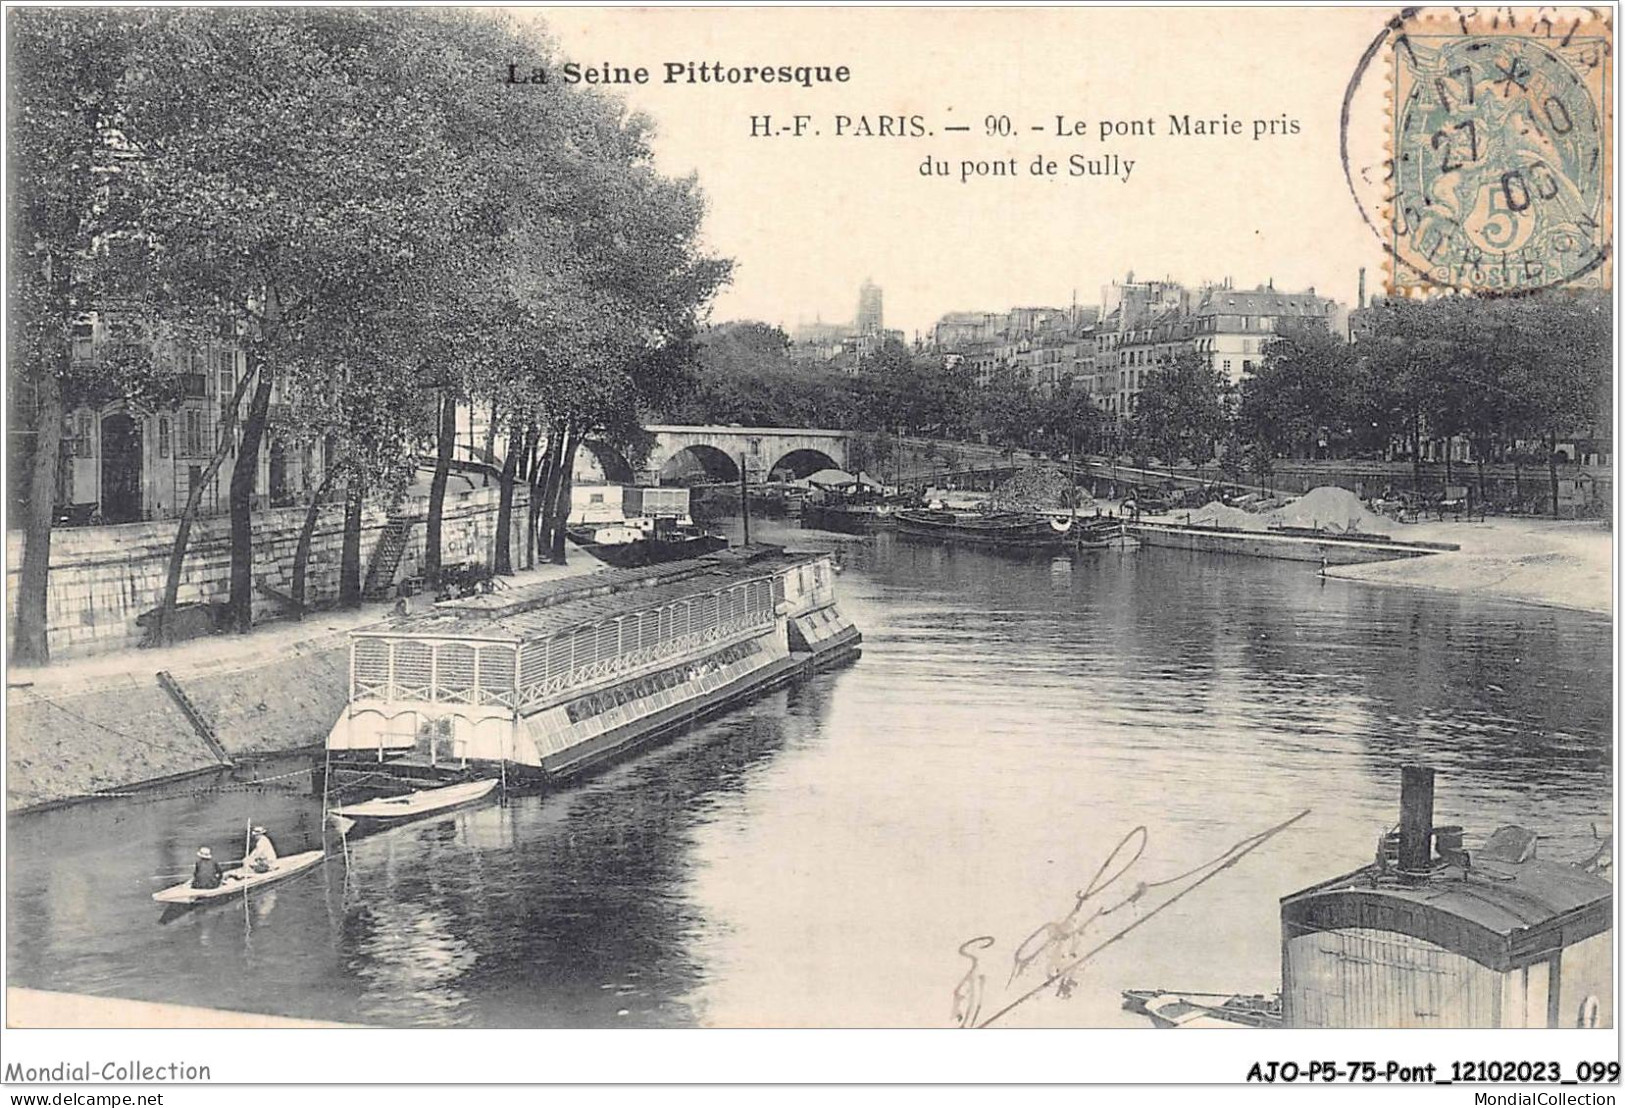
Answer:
[{"left": 7, "top": 517, "right": 1612, "bottom": 1027}]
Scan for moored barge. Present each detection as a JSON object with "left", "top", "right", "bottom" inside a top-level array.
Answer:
[
  {"left": 1128, "top": 520, "right": 1456, "bottom": 566},
  {"left": 1124, "top": 767, "right": 1613, "bottom": 1028},
  {"left": 324, "top": 549, "right": 860, "bottom": 785},
  {"left": 566, "top": 518, "right": 728, "bottom": 568},
  {"left": 896, "top": 508, "right": 1075, "bottom": 550},
  {"left": 801, "top": 502, "right": 901, "bottom": 535}
]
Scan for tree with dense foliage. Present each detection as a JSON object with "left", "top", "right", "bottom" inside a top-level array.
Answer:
[
  {"left": 1127, "top": 353, "right": 1229, "bottom": 466},
  {"left": 514, "top": 102, "right": 729, "bottom": 564},
  {"left": 1238, "top": 330, "right": 1358, "bottom": 460},
  {"left": 119, "top": 8, "right": 465, "bottom": 632},
  {"left": 1238, "top": 291, "right": 1611, "bottom": 513},
  {"left": 973, "top": 365, "right": 1042, "bottom": 450},
  {"left": 1034, "top": 377, "right": 1107, "bottom": 457},
  {"left": 7, "top": 9, "right": 181, "bottom": 661}
]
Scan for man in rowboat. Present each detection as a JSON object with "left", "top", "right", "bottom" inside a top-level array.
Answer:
[
  {"left": 241, "top": 826, "right": 278, "bottom": 874},
  {"left": 190, "top": 847, "right": 223, "bottom": 890}
]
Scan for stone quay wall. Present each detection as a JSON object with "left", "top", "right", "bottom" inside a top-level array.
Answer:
[{"left": 6, "top": 484, "right": 530, "bottom": 659}]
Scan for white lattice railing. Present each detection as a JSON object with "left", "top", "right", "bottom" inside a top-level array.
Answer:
[
  {"left": 517, "top": 614, "right": 770, "bottom": 711},
  {"left": 350, "top": 581, "right": 780, "bottom": 709}
]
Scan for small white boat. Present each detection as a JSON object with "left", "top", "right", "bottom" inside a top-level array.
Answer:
[
  {"left": 328, "top": 778, "right": 498, "bottom": 824},
  {"left": 152, "top": 849, "right": 326, "bottom": 905},
  {"left": 1122, "top": 989, "right": 1280, "bottom": 1029}
]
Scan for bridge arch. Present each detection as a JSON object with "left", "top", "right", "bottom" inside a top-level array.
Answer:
[
  {"left": 769, "top": 448, "right": 842, "bottom": 480},
  {"left": 659, "top": 444, "right": 740, "bottom": 485},
  {"left": 576, "top": 441, "right": 636, "bottom": 485}
]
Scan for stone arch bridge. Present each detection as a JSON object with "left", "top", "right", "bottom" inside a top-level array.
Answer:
[{"left": 580, "top": 425, "right": 850, "bottom": 485}]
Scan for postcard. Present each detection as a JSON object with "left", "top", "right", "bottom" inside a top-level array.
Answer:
[{"left": 2, "top": 3, "right": 1615, "bottom": 1095}]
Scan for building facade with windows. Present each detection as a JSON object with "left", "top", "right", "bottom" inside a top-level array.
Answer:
[
  {"left": 1191, "top": 283, "right": 1339, "bottom": 387},
  {"left": 49, "top": 314, "right": 327, "bottom": 526}
]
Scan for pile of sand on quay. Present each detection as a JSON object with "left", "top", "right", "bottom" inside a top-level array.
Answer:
[
  {"left": 1270, "top": 486, "right": 1395, "bottom": 534},
  {"left": 1171, "top": 487, "right": 1400, "bottom": 535},
  {"left": 1177, "top": 502, "right": 1269, "bottom": 530}
]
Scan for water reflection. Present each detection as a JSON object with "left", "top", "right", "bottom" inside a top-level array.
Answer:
[{"left": 5, "top": 521, "right": 1611, "bottom": 1027}]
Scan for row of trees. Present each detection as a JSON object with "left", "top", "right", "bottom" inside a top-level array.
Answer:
[
  {"left": 674, "top": 294, "right": 1609, "bottom": 503},
  {"left": 10, "top": 8, "right": 727, "bottom": 663},
  {"left": 1238, "top": 293, "right": 1611, "bottom": 477},
  {"left": 1121, "top": 292, "right": 1611, "bottom": 507},
  {"left": 667, "top": 323, "right": 1106, "bottom": 460}
]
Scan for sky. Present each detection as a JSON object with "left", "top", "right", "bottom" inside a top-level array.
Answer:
[{"left": 518, "top": 7, "right": 1396, "bottom": 339}]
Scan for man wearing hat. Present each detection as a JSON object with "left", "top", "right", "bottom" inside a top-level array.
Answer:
[
  {"left": 190, "top": 847, "right": 223, "bottom": 890},
  {"left": 242, "top": 826, "right": 278, "bottom": 874}
]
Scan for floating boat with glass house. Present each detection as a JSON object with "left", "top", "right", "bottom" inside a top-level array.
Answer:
[{"left": 324, "top": 549, "right": 860, "bottom": 784}]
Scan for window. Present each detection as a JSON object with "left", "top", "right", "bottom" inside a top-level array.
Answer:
[
  {"left": 75, "top": 412, "right": 93, "bottom": 457},
  {"left": 183, "top": 409, "right": 204, "bottom": 456},
  {"left": 217, "top": 349, "right": 236, "bottom": 411},
  {"left": 71, "top": 321, "right": 94, "bottom": 361},
  {"left": 1222, "top": 360, "right": 1232, "bottom": 375},
  {"left": 158, "top": 417, "right": 171, "bottom": 459}
]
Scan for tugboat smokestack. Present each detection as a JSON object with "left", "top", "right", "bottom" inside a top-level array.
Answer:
[{"left": 1399, "top": 765, "right": 1435, "bottom": 874}]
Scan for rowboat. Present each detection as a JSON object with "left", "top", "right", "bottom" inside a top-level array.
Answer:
[
  {"left": 1072, "top": 516, "right": 1129, "bottom": 549},
  {"left": 328, "top": 778, "right": 498, "bottom": 825},
  {"left": 152, "top": 849, "right": 326, "bottom": 905},
  {"left": 1121, "top": 989, "right": 1281, "bottom": 1028}
]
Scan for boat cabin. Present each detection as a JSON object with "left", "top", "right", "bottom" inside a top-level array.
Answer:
[
  {"left": 1280, "top": 767, "right": 1612, "bottom": 1028},
  {"left": 325, "top": 551, "right": 857, "bottom": 780}
]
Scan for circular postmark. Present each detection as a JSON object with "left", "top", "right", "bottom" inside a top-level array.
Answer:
[{"left": 1341, "top": 6, "right": 1612, "bottom": 295}]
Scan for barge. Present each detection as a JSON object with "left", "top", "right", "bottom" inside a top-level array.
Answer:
[
  {"left": 324, "top": 549, "right": 860, "bottom": 785},
  {"left": 800, "top": 502, "right": 901, "bottom": 535},
  {"left": 1125, "top": 767, "right": 1613, "bottom": 1029},
  {"left": 566, "top": 518, "right": 728, "bottom": 568},
  {"left": 1128, "top": 520, "right": 1457, "bottom": 566},
  {"left": 566, "top": 485, "right": 729, "bottom": 568},
  {"left": 897, "top": 508, "right": 1075, "bottom": 551}
]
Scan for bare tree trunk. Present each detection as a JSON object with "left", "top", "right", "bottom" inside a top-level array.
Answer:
[
  {"left": 1475, "top": 434, "right": 1488, "bottom": 514},
  {"left": 1410, "top": 413, "right": 1422, "bottom": 498},
  {"left": 494, "top": 419, "right": 523, "bottom": 576},
  {"left": 424, "top": 388, "right": 456, "bottom": 582},
  {"left": 157, "top": 366, "right": 258, "bottom": 644},
  {"left": 534, "top": 425, "right": 566, "bottom": 565},
  {"left": 289, "top": 468, "right": 336, "bottom": 616},
  {"left": 1548, "top": 430, "right": 1561, "bottom": 517},
  {"left": 548, "top": 431, "right": 581, "bottom": 564},
  {"left": 524, "top": 429, "right": 544, "bottom": 569},
  {"left": 227, "top": 350, "right": 274, "bottom": 634},
  {"left": 13, "top": 353, "right": 64, "bottom": 665},
  {"left": 339, "top": 474, "right": 363, "bottom": 607},
  {"left": 483, "top": 397, "right": 499, "bottom": 464}
]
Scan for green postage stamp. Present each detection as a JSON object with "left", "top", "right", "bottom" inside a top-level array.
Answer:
[{"left": 1388, "top": 7, "right": 1612, "bottom": 294}]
